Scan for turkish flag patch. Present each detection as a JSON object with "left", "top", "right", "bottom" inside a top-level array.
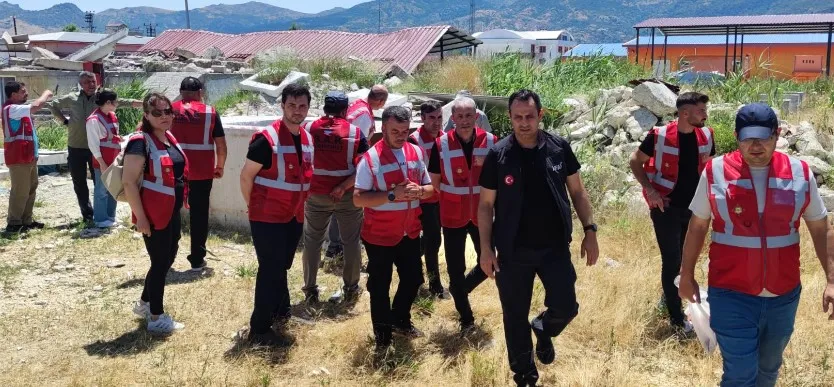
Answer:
[{"left": 504, "top": 175, "right": 514, "bottom": 186}]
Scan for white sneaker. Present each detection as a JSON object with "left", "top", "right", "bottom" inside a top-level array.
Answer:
[
  {"left": 683, "top": 320, "right": 694, "bottom": 334},
  {"left": 96, "top": 220, "right": 117, "bottom": 228},
  {"left": 147, "top": 314, "right": 185, "bottom": 334},
  {"left": 132, "top": 300, "right": 150, "bottom": 319}
]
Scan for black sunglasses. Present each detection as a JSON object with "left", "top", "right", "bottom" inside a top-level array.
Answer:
[{"left": 149, "top": 108, "right": 173, "bottom": 117}]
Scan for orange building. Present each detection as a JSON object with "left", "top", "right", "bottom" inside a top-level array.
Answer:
[{"left": 631, "top": 14, "right": 834, "bottom": 81}]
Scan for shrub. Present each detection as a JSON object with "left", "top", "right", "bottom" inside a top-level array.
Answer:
[
  {"left": 214, "top": 90, "right": 260, "bottom": 116},
  {"left": 112, "top": 78, "right": 149, "bottom": 135},
  {"left": 253, "top": 54, "right": 379, "bottom": 87},
  {"left": 710, "top": 109, "right": 738, "bottom": 155},
  {"left": 36, "top": 121, "right": 68, "bottom": 150}
]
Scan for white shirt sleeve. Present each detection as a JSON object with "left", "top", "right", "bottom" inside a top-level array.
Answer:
[
  {"left": 85, "top": 118, "right": 107, "bottom": 158},
  {"left": 803, "top": 173, "right": 828, "bottom": 221},
  {"left": 354, "top": 157, "right": 374, "bottom": 191},
  {"left": 477, "top": 109, "right": 492, "bottom": 133},
  {"left": 353, "top": 114, "right": 373, "bottom": 138},
  {"left": 689, "top": 169, "right": 712, "bottom": 220},
  {"left": 7, "top": 104, "right": 31, "bottom": 120}
]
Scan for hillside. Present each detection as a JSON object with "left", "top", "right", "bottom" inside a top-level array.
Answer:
[{"left": 0, "top": 0, "right": 833, "bottom": 42}]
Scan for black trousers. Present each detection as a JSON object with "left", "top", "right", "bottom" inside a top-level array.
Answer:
[
  {"left": 141, "top": 210, "right": 182, "bottom": 316},
  {"left": 364, "top": 236, "right": 424, "bottom": 345},
  {"left": 249, "top": 219, "right": 303, "bottom": 334},
  {"left": 649, "top": 206, "right": 691, "bottom": 326},
  {"left": 442, "top": 221, "right": 488, "bottom": 324},
  {"left": 187, "top": 179, "right": 213, "bottom": 266},
  {"left": 419, "top": 203, "right": 442, "bottom": 288},
  {"left": 67, "top": 147, "right": 94, "bottom": 221},
  {"left": 496, "top": 247, "right": 579, "bottom": 385}
]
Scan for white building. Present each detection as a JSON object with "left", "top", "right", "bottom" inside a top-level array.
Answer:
[{"left": 472, "top": 29, "right": 577, "bottom": 64}]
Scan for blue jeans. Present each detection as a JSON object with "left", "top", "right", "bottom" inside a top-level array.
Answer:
[
  {"left": 93, "top": 168, "right": 117, "bottom": 226},
  {"left": 709, "top": 285, "right": 801, "bottom": 387}
]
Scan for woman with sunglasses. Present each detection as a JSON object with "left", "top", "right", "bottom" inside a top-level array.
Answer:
[
  {"left": 123, "top": 93, "right": 190, "bottom": 334},
  {"left": 85, "top": 88, "right": 120, "bottom": 229}
]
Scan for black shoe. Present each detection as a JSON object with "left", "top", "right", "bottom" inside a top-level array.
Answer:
[
  {"left": 3, "top": 224, "right": 24, "bottom": 235},
  {"left": 533, "top": 329, "right": 555, "bottom": 365},
  {"left": 304, "top": 289, "right": 320, "bottom": 305},
  {"left": 324, "top": 245, "right": 343, "bottom": 259},
  {"left": 329, "top": 285, "right": 362, "bottom": 303},
  {"left": 248, "top": 329, "right": 293, "bottom": 347},
  {"left": 25, "top": 221, "right": 45, "bottom": 230},
  {"left": 429, "top": 283, "right": 449, "bottom": 299},
  {"left": 460, "top": 321, "right": 477, "bottom": 337},
  {"left": 189, "top": 259, "right": 208, "bottom": 272},
  {"left": 393, "top": 322, "right": 424, "bottom": 339}
]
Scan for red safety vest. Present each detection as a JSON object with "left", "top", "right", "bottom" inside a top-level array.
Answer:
[
  {"left": 86, "top": 108, "right": 121, "bottom": 168},
  {"left": 360, "top": 140, "right": 424, "bottom": 246},
  {"left": 706, "top": 151, "right": 811, "bottom": 296},
  {"left": 305, "top": 116, "right": 361, "bottom": 195},
  {"left": 128, "top": 131, "right": 190, "bottom": 230},
  {"left": 436, "top": 128, "right": 496, "bottom": 228},
  {"left": 2, "top": 102, "right": 35, "bottom": 165},
  {"left": 409, "top": 125, "right": 444, "bottom": 204},
  {"left": 346, "top": 99, "right": 375, "bottom": 134},
  {"left": 642, "top": 120, "right": 714, "bottom": 203},
  {"left": 248, "top": 120, "right": 313, "bottom": 223},
  {"left": 170, "top": 100, "right": 216, "bottom": 181}
]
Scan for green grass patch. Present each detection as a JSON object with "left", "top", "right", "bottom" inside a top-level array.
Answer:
[
  {"left": 36, "top": 121, "right": 68, "bottom": 150},
  {"left": 215, "top": 90, "right": 261, "bottom": 116},
  {"left": 252, "top": 55, "right": 379, "bottom": 87},
  {"left": 112, "top": 78, "right": 149, "bottom": 135}
]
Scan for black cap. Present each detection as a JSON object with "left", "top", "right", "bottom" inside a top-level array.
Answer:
[
  {"left": 735, "top": 103, "right": 778, "bottom": 141},
  {"left": 180, "top": 76, "right": 203, "bottom": 92},
  {"left": 324, "top": 90, "right": 349, "bottom": 112}
]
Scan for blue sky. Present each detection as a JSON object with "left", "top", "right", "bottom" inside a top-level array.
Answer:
[{"left": 19, "top": 0, "right": 370, "bottom": 14}]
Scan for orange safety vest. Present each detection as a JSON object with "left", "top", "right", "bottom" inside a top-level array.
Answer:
[
  {"left": 436, "top": 128, "right": 496, "bottom": 228},
  {"left": 359, "top": 140, "right": 424, "bottom": 246},
  {"left": 706, "top": 151, "right": 810, "bottom": 296},
  {"left": 2, "top": 102, "right": 35, "bottom": 165},
  {"left": 248, "top": 120, "right": 313, "bottom": 223},
  {"left": 87, "top": 108, "right": 121, "bottom": 168},
  {"left": 170, "top": 100, "right": 216, "bottom": 181},
  {"left": 128, "top": 131, "right": 190, "bottom": 230},
  {"left": 642, "top": 120, "right": 713, "bottom": 203},
  {"left": 409, "top": 125, "right": 444, "bottom": 204},
  {"left": 305, "top": 116, "right": 361, "bottom": 195}
]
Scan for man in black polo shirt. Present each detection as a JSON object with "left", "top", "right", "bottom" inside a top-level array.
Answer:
[
  {"left": 478, "top": 89, "right": 599, "bottom": 386},
  {"left": 628, "top": 92, "right": 715, "bottom": 333}
]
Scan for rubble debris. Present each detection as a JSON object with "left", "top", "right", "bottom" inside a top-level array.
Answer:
[
  {"left": 66, "top": 28, "right": 129, "bottom": 62},
  {"left": 31, "top": 47, "right": 59, "bottom": 60},
  {"left": 175, "top": 47, "right": 197, "bottom": 60},
  {"left": 32, "top": 58, "right": 84, "bottom": 71},
  {"left": 211, "top": 65, "right": 227, "bottom": 74},
  {"left": 202, "top": 46, "right": 224, "bottom": 60}
]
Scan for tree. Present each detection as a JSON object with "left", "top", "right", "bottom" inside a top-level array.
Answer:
[
  {"left": 63, "top": 24, "right": 79, "bottom": 32},
  {"left": 289, "top": 22, "right": 300, "bottom": 31}
]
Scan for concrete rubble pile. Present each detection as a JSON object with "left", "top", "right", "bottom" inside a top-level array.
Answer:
[{"left": 555, "top": 80, "right": 834, "bottom": 211}]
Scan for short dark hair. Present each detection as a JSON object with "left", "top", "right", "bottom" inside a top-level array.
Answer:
[
  {"left": 180, "top": 76, "right": 202, "bottom": 92},
  {"left": 419, "top": 100, "right": 442, "bottom": 116},
  {"left": 676, "top": 92, "right": 709, "bottom": 109},
  {"left": 368, "top": 87, "right": 388, "bottom": 102},
  {"left": 5, "top": 81, "right": 23, "bottom": 99},
  {"left": 382, "top": 106, "right": 410, "bottom": 123},
  {"left": 508, "top": 89, "right": 542, "bottom": 112},
  {"left": 281, "top": 83, "right": 311, "bottom": 105},
  {"left": 95, "top": 89, "right": 118, "bottom": 106}
]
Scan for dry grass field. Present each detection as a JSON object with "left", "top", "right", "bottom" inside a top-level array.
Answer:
[{"left": 1, "top": 175, "right": 833, "bottom": 386}]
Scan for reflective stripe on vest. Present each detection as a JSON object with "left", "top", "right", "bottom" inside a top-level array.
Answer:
[
  {"left": 365, "top": 144, "right": 422, "bottom": 211},
  {"left": 708, "top": 154, "right": 806, "bottom": 248},
  {"left": 177, "top": 105, "right": 215, "bottom": 151},
  {"left": 93, "top": 112, "right": 121, "bottom": 149},
  {"left": 650, "top": 124, "right": 677, "bottom": 189},
  {"left": 312, "top": 123, "right": 360, "bottom": 177},
  {"left": 142, "top": 133, "right": 176, "bottom": 196},
  {"left": 438, "top": 133, "right": 494, "bottom": 195},
  {"left": 253, "top": 124, "right": 313, "bottom": 192},
  {"left": 3, "top": 105, "right": 33, "bottom": 142}
]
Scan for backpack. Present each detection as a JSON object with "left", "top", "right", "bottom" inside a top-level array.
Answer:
[{"left": 101, "top": 133, "right": 147, "bottom": 202}]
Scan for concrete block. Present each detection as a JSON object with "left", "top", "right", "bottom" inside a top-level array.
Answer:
[
  {"left": 67, "top": 28, "right": 128, "bottom": 62},
  {"left": 211, "top": 65, "right": 227, "bottom": 74},
  {"left": 276, "top": 71, "right": 310, "bottom": 90},
  {"left": 32, "top": 58, "right": 84, "bottom": 71},
  {"left": 175, "top": 47, "right": 197, "bottom": 60},
  {"left": 8, "top": 57, "right": 32, "bottom": 66},
  {"left": 144, "top": 72, "right": 204, "bottom": 101},
  {"left": 239, "top": 73, "right": 282, "bottom": 98},
  {"left": 36, "top": 149, "right": 68, "bottom": 166},
  {"left": 31, "top": 47, "right": 59, "bottom": 60}
]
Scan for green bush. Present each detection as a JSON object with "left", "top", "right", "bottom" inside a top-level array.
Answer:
[
  {"left": 710, "top": 110, "right": 738, "bottom": 155},
  {"left": 36, "top": 121, "right": 68, "bottom": 150},
  {"left": 112, "top": 79, "right": 149, "bottom": 135},
  {"left": 215, "top": 90, "right": 260, "bottom": 116},
  {"left": 252, "top": 55, "right": 379, "bottom": 87}
]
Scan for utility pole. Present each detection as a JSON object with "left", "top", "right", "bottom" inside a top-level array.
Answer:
[
  {"left": 470, "top": 0, "right": 475, "bottom": 34},
  {"left": 185, "top": 0, "right": 191, "bottom": 29},
  {"left": 144, "top": 23, "right": 157, "bottom": 37},
  {"left": 378, "top": 0, "right": 381, "bottom": 33},
  {"left": 84, "top": 11, "right": 95, "bottom": 33},
  {"left": 12, "top": 16, "right": 16, "bottom": 35}
]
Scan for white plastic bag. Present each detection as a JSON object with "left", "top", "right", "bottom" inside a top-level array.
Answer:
[{"left": 684, "top": 290, "right": 718, "bottom": 354}]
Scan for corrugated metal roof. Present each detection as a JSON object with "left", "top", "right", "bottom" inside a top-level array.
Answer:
[
  {"left": 634, "top": 14, "right": 834, "bottom": 35},
  {"left": 29, "top": 32, "right": 152, "bottom": 46},
  {"left": 564, "top": 43, "right": 627, "bottom": 57},
  {"left": 624, "top": 33, "right": 832, "bottom": 46},
  {"left": 140, "top": 26, "right": 477, "bottom": 74}
]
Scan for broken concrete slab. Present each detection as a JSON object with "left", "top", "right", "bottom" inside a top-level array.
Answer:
[
  {"left": 202, "top": 46, "right": 224, "bottom": 59},
  {"left": 276, "top": 70, "right": 310, "bottom": 89},
  {"left": 31, "top": 47, "right": 59, "bottom": 60},
  {"left": 183, "top": 63, "right": 209, "bottom": 74},
  {"left": 240, "top": 74, "right": 282, "bottom": 98},
  {"left": 32, "top": 58, "right": 84, "bottom": 71},
  {"left": 8, "top": 57, "right": 32, "bottom": 66},
  {"left": 175, "top": 47, "right": 197, "bottom": 60},
  {"left": 188, "top": 58, "right": 214, "bottom": 68},
  {"left": 144, "top": 72, "right": 204, "bottom": 101},
  {"left": 223, "top": 61, "right": 245, "bottom": 72},
  {"left": 67, "top": 28, "right": 129, "bottom": 62},
  {"left": 383, "top": 76, "right": 403, "bottom": 88},
  {"left": 211, "top": 65, "right": 227, "bottom": 74}
]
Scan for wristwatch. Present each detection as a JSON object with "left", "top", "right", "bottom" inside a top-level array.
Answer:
[
  {"left": 583, "top": 223, "right": 598, "bottom": 233},
  {"left": 387, "top": 190, "right": 396, "bottom": 202}
]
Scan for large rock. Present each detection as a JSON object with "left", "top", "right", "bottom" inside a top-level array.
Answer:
[
  {"left": 595, "top": 89, "right": 618, "bottom": 109},
  {"left": 202, "top": 46, "right": 224, "bottom": 59},
  {"left": 383, "top": 76, "right": 403, "bottom": 88},
  {"left": 798, "top": 155, "right": 833, "bottom": 176},
  {"left": 183, "top": 63, "right": 208, "bottom": 74},
  {"left": 605, "top": 105, "right": 632, "bottom": 128},
  {"left": 31, "top": 47, "right": 59, "bottom": 60},
  {"left": 796, "top": 130, "right": 830, "bottom": 161},
  {"left": 602, "top": 125, "right": 617, "bottom": 139},
  {"left": 630, "top": 107, "right": 657, "bottom": 131},
  {"left": 569, "top": 123, "right": 595, "bottom": 141},
  {"left": 795, "top": 121, "right": 814, "bottom": 136},
  {"left": 562, "top": 98, "right": 590, "bottom": 124},
  {"left": 612, "top": 130, "right": 630, "bottom": 146},
  {"left": 776, "top": 137, "right": 790, "bottom": 152},
  {"left": 819, "top": 187, "right": 834, "bottom": 211},
  {"left": 188, "top": 58, "right": 214, "bottom": 69},
  {"left": 611, "top": 142, "right": 640, "bottom": 166},
  {"left": 632, "top": 81, "right": 677, "bottom": 117},
  {"left": 174, "top": 48, "right": 196, "bottom": 60}
]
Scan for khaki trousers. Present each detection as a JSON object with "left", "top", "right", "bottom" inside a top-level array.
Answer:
[{"left": 7, "top": 161, "right": 38, "bottom": 226}]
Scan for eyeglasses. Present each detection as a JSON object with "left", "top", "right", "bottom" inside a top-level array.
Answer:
[{"left": 149, "top": 108, "right": 173, "bottom": 117}]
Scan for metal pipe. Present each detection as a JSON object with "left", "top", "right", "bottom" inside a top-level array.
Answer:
[
  {"left": 732, "top": 27, "right": 738, "bottom": 73},
  {"left": 635, "top": 28, "right": 640, "bottom": 65},
  {"left": 650, "top": 27, "right": 656, "bottom": 72},
  {"left": 724, "top": 27, "right": 730, "bottom": 75},
  {"left": 185, "top": 0, "right": 191, "bottom": 29},
  {"left": 827, "top": 24, "right": 833, "bottom": 77}
]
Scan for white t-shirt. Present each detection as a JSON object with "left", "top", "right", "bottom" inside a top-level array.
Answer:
[
  {"left": 355, "top": 147, "right": 431, "bottom": 191},
  {"left": 86, "top": 118, "right": 111, "bottom": 158},
  {"left": 351, "top": 114, "right": 374, "bottom": 138},
  {"left": 5, "top": 104, "right": 37, "bottom": 156},
  {"left": 689, "top": 164, "right": 828, "bottom": 297}
]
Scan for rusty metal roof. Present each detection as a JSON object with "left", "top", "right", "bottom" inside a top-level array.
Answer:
[
  {"left": 635, "top": 14, "right": 834, "bottom": 35},
  {"left": 140, "top": 26, "right": 480, "bottom": 75}
]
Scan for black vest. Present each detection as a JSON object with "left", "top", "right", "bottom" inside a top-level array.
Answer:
[{"left": 492, "top": 131, "right": 573, "bottom": 260}]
